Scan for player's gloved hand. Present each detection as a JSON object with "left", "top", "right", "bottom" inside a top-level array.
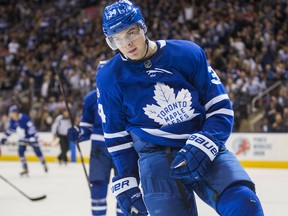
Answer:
[
  {"left": 112, "top": 176, "right": 148, "bottom": 216},
  {"left": 170, "top": 133, "right": 219, "bottom": 180},
  {"left": 67, "top": 126, "right": 91, "bottom": 143},
  {"left": 0, "top": 138, "right": 7, "bottom": 145},
  {"left": 67, "top": 126, "right": 83, "bottom": 142}
]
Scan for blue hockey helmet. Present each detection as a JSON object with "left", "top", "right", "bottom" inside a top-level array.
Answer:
[
  {"left": 8, "top": 105, "right": 19, "bottom": 113},
  {"left": 102, "top": 0, "right": 147, "bottom": 39}
]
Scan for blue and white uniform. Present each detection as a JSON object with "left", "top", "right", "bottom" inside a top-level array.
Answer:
[
  {"left": 97, "top": 40, "right": 263, "bottom": 215},
  {"left": 97, "top": 40, "right": 234, "bottom": 174},
  {"left": 78, "top": 90, "right": 123, "bottom": 216},
  {"left": 1, "top": 111, "right": 47, "bottom": 173},
  {"left": 4, "top": 113, "right": 39, "bottom": 143}
]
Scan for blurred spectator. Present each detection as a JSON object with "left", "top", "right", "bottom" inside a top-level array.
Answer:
[
  {"left": 271, "top": 112, "right": 286, "bottom": 132},
  {"left": 278, "top": 87, "right": 288, "bottom": 108},
  {"left": 264, "top": 96, "right": 284, "bottom": 125},
  {"left": 260, "top": 117, "right": 270, "bottom": 133}
]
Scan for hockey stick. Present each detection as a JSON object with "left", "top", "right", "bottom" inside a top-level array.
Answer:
[
  {"left": 55, "top": 47, "right": 90, "bottom": 189},
  {"left": 0, "top": 175, "right": 46, "bottom": 201},
  {"left": 165, "top": 147, "right": 191, "bottom": 209},
  {"left": 130, "top": 207, "right": 139, "bottom": 216}
]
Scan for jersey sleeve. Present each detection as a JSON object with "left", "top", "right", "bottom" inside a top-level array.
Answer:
[
  {"left": 22, "top": 114, "right": 38, "bottom": 139},
  {"left": 79, "top": 92, "right": 95, "bottom": 141},
  {"left": 97, "top": 72, "right": 139, "bottom": 178},
  {"left": 189, "top": 45, "right": 234, "bottom": 147},
  {"left": 2, "top": 120, "right": 17, "bottom": 139}
]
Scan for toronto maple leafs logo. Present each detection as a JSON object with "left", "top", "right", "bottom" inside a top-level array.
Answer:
[{"left": 143, "top": 83, "right": 198, "bottom": 125}]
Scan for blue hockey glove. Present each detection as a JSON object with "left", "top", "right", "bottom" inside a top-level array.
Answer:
[
  {"left": 0, "top": 138, "right": 7, "bottom": 145},
  {"left": 170, "top": 133, "right": 219, "bottom": 180},
  {"left": 67, "top": 126, "right": 82, "bottom": 142},
  {"left": 111, "top": 176, "right": 148, "bottom": 216},
  {"left": 67, "top": 126, "right": 92, "bottom": 143}
]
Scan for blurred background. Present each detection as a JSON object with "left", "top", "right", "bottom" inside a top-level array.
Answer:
[
  {"left": 0, "top": 1, "right": 288, "bottom": 216},
  {"left": 0, "top": 0, "right": 287, "bottom": 133}
]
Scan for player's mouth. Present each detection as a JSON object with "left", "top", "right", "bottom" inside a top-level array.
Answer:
[{"left": 128, "top": 48, "right": 137, "bottom": 54}]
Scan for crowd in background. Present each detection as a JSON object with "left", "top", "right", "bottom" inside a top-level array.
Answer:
[{"left": 0, "top": 0, "right": 287, "bottom": 133}]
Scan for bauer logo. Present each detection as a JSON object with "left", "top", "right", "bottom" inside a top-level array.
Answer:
[
  {"left": 143, "top": 82, "right": 199, "bottom": 125},
  {"left": 188, "top": 134, "right": 218, "bottom": 158},
  {"left": 232, "top": 137, "right": 250, "bottom": 156},
  {"left": 111, "top": 179, "right": 130, "bottom": 193}
]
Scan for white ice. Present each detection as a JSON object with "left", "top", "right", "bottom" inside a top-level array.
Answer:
[{"left": 0, "top": 161, "right": 287, "bottom": 216}]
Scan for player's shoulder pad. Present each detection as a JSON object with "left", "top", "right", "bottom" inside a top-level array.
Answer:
[
  {"left": 21, "top": 113, "right": 30, "bottom": 120},
  {"left": 84, "top": 90, "right": 97, "bottom": 101},
  {"left": 166, "top": 39, "right": 202, "bottom": 51},
  {"left": 165, "top": 40, "right": 204, "bottom": 60},
  {"left": 167, "top": 40, "right": 206, "bottom": 68},
  {"left": 96, "top": 54, "right": 123, "bottom": 89},
  {"left": 83, "top": 90, "right": 97, "bottom": 108}
]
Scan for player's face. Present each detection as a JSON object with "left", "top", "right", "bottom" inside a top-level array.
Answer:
[
  {"left": 9, "top": 112, "right": 19, "bottom": 120},
  {"left": 111, "top": 25, "right": 146, "bottom": 60}
]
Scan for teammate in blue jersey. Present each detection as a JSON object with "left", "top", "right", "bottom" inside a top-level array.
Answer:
[
  {"left": 0, "top": 105, "right": 48, "bottom": 176},
  {"left": 67, "top": 61, "right": 124, "bottom": 216},
  {"left": 96, "top": 1, "right": 264, "bottom": 216}
]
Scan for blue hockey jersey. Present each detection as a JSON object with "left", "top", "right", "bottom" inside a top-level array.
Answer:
[
  {"left": 3, "top": 113, "right": 38, "bottom": 143},
  {"left": 79, "top": 90, "right": 105, "bottom": 146},
  {"left": 96, "top": 40, "right": 234, "bottom": 176}
]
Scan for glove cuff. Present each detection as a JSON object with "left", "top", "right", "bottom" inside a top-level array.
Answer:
[
  {"left": 111, "top": 177, "right": 138, "bottom": 197},
  {"left": 186, "top": 133, "right": 219, "bottom": 161}
]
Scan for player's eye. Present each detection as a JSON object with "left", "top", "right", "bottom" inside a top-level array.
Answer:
[{"left": 127, "top": 31, "right": 135, "bottom": 39}]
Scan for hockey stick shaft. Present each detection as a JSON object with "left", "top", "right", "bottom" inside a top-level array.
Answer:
[
  {"left": 165, "top": 147, "right": 191, "bottom": 209},
  {"left": 55, "top": 49, "right": 90, "bottom": 189},
  {"left": 0, "top": 175, "right": 46, "bottom": 201}
]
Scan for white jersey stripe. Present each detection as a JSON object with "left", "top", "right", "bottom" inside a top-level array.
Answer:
[
  {"left": 205, "top": 94, "right": 229, "bottom": 111},
  {"left": 107, "top": 142, "right": 133, "bottom": 153},
  {"left": 91, "top": 198, "right": 106, "bottom": 203},
  {"left": 206, "top": 108, "right": 234, "bottom": 119},
  {"left": 79, "top": 122, "right": 93, "bottom": 128},
  {"left": 104, "top": 131, "right": 129, "bottom": 139},
  {"left": 141, "top": 128, "right": 190, "bottom": 139},
  {"left": 90, "top": 134, "right": 105, "bottom": 141},
  {"left": 91, "top": 206, "right": 107, "bottom": 211}
]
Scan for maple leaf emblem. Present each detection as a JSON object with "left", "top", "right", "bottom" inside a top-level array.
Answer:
[{"left": 143, "top": 83, "right": 198, "bottom": 125}]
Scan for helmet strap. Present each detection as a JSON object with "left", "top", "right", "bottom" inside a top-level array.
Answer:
[{"left": 139, "top": 37, "right": 150, "bottom": 60}]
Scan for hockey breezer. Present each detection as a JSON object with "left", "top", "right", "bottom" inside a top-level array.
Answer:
[{"left": 0, "top": 175, "right": 46, "bottom": 201}]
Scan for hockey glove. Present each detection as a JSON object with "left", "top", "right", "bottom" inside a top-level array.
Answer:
[
  {"left": 170, "top": 133, "right": 219, "bottom": 180},
  {"left": 111, "top": 176, "right": 148, "bottom": 216},
  {"left": 67, "top": 126, "right": 81, "bottom": 142},
  {"left": 68, "top": 126, "right": 92, "bottom": 143},
  {"left": 0, "top": 138, "right": 7, "bottom": 145}
]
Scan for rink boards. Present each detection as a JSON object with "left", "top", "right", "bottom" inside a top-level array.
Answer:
[{"left": 0, "top": 132, "right": 288, "bottom": 168}]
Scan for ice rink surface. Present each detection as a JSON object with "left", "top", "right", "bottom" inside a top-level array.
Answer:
[{"left": 0, "top": 161, "right": 288, "bottom": 216}]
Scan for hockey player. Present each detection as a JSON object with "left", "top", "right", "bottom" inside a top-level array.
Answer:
[
  {"left": 96, "top": 0, "right": 264, "bottom": 215},
  {"left": 67, "top": 61, "right": 124, "bottom": 216},
  {"left": 0, "top": 105, "right": 48, "bottom": 176}
]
